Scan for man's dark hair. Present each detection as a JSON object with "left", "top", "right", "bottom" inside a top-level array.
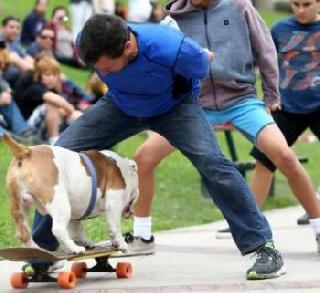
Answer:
[
  {"left": 79, "top": 14, "right": 129, "bottom": 66},
  {"left": 2, "top": 16, "right": 20, "bottom": 27}
]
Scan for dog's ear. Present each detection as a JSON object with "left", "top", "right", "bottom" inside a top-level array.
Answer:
[{"left": 2, "top": 133, "right": 32, "bottom": 159}]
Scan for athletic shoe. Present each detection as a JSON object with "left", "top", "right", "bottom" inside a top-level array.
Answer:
[
  {"left": 246, "top": 241, "right": 286, "bottom": 280},
  {"left": 215, "top": 227, "right": 232, "bottom": 239},
  {"left": 111, "top": 232, "right": 156, "bottom": 257},
  {"left": 316, "top": 233, "right": 320, "bottom": 253},
  {"left": 22, "top": 260, "right": 66, "bottom": 275},
  {"left": 297, "top": 212, "right": 310, "bottom": 225}
]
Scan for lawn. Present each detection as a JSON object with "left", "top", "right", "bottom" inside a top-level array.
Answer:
[{"left": 1, "top": 1, "right": 315, "bottom": 248}]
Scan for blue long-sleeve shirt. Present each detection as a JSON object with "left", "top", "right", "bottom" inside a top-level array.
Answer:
[{"left": 78, "top": 23, "right": 210, "bottom": 117}]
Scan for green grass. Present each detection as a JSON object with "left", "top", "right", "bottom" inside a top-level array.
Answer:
[{"left": 0, "top": 2, "right": 308, "bottom": 248}]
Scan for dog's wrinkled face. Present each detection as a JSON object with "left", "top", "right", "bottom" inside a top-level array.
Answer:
[{"left": 121, "top": 159, "right": 139, "bottom": 219}]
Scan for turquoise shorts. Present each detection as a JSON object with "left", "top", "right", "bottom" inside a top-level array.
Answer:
[{"left": 203, "top": 96, "right": 274, "bottom": 145}]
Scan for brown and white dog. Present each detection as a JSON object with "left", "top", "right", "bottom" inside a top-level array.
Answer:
[{"left": 3, "top": 134, "right": 139, "bottom": 254}]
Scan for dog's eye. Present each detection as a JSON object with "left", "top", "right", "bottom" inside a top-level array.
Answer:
[{"left": 17, "top": 159, "right": 22, "bottom": 167}]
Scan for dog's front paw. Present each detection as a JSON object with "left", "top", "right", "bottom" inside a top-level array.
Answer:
[
  {"left": 111, "top": 237, "right": 128, "bottom": 252},
  {"left": 25, "top": 239, "right": 40, "bottom": 249},
  {"left": 114, "top": 239, "right": 128, "bottom": 252},
  {"left": 69, "top": 245, "right": 86, "bottom": 255},
  {"left": 75, "top": 239, "right": 95, "bottom": 249}
]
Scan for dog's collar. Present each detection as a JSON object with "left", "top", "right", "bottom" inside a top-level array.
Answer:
[{"left": 79, "top": 152, "right": 97, "bottom": 220}]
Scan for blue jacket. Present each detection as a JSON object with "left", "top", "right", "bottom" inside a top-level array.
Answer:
[{"left": 79, "top": 23, "right": 209, "bottom": 117}]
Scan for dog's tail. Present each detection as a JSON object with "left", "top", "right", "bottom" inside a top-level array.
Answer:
[{"left": 2, "top": 133, "right": 31, "bottom": 159}]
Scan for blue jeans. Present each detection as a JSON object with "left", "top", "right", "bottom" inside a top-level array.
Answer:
[
  {"left": 32, "top": 95, "right": 272, "bottom": 257},
  {"left": 0, "top": 100, "right": 29, "bottom": 135}
]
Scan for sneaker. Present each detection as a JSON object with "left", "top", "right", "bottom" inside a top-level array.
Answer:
[
  {"left": 12, "top": 129, "right": 43, "bottom": 145},
  {"left": 216, "top": 227, "right": 232, "bottom": 239},
  {"left": 21, "top": 260, "right": 66, "bottom": 275},
  {"left": 297, "top": 212, "right": 310, "bottom": 225},
  {"left": 316, "top": 234, "right": 320, "bottom": 253},
  {"left": 111, "top": 232, "right": 156, "bottom": 258},
  {"left": 48, "top": 260, "right": 66, "bottom": 272},
  {"left": 246, "top": 242, "right": 286, "bottom": 280}
]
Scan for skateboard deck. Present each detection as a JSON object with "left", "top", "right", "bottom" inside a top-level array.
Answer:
[
  {"left": 0, "top": 245, "right": 118, "bottom": 262},
  {"left": 0, "top": 244, "right": 133, "bottom": 290}
]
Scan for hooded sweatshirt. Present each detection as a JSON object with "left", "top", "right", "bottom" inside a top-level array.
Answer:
[{"left": 164, "top": 0, "right": 280, "bottom": 110}]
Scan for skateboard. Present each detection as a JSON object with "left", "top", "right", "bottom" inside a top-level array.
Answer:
[{"left": 0, "top": 243, "right": 133, "bottom": 290}]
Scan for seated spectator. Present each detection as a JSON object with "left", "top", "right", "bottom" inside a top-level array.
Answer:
[
  {"left": 85, "top": 72, "right": 107, "bottom": 103},
  {"left": 0, "top": 16, "right": 34, "bottom": 87},
  {"left": 70, "top": 0, "right": 93, "bottom": 42},
  {"left": 61, "top": 78, "right": 95, "bottom": 111},
  {"left": 27, "top": 27, "right": 54, "bottom": 58},
  {"left": 92, "top": 0, "right": 115, "bottom": 15},
  {"left": 46, "top": 6, "right": 84, "bottom": 68},
  {"left": 0, "top": 44, "right": 36, "bottom": 143},
  {"left": 149, "top": 1, "right": 164, "bottom": 23},
  {"left": 13, "top": 54, "right": 82, "bottom": 144},
  {"left": 21, "top": 0, "right": 48, "bottom": 46},
  {"left": 115, "top": 2, "right": 128, "bottom": 20},
  {"left": 127, "top": 0, "right": 152, "bottom": 22}
]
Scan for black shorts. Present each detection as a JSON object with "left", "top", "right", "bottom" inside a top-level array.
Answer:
[{"left": 250, "top": 108, "right": 320, "bottom": 172}]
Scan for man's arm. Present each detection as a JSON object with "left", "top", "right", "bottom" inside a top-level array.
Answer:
[{"left": 173, "top": 36, "right": 212, "bottom": 80}]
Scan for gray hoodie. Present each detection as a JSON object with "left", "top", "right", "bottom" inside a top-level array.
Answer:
[{"left": 164, "top": 0, "right": 280, "bottom": 110}]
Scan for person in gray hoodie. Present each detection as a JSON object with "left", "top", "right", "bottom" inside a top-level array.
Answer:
[{"left": 125, "top": 0, "right": 320, "bottom": 280}]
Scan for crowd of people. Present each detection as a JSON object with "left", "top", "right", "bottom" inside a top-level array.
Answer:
[
  {"left": 1, "top": 0, "right": 320, "bottom": 283},
  {"left": 0, "top": 0, "right": 163, "bottom": 144}
]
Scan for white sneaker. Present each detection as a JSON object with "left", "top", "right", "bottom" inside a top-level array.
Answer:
[
  {"left": 48, "top": 260, "right": 66, "bottom": 272},
  {"left": 22, "top": 259, "right": 66, "bottom": 275},
  {"left": 111, "top": 232, "right": 156, "bottom": 257},
  {"left": 316, "top": 234, "right": 320, "bottom": 253}
]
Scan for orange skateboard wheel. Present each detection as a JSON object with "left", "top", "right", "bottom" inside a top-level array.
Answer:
[
  {"left": 71, "top": 262, "right": 87, "bottom": 278},
  {"left": 116, "top": 262, "right": 133, "bottom": 278},
  {"left": 10, "top": 272, "right": 29, "bottom": 289},
  {"left": 57, "top": 271, "right": 77, "bottom": 289}
]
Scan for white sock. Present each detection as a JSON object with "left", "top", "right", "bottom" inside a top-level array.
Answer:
[
  {"left": 48, "top": 136, "right": 59, "bottom": 145},
  {"left": 309, "top": 218, "right": 320, "bottom": 235},
  {"left": 133, "top": 216, "right": 152, "bottom": 240}
]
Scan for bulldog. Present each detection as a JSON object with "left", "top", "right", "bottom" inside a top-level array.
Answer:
[{"left": 3, "top": 134, "right": 139, "bottom": 254}]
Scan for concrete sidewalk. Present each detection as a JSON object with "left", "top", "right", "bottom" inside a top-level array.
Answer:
[{"left": 2, "top": 205, "right": 320, "bottom": 292}]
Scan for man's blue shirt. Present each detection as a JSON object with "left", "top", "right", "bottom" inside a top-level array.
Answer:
[{"left": 79, "top": 23, "right": 209, "bottom": 117}]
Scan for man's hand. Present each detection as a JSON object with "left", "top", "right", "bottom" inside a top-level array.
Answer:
[
  {"left": 203, "top": 48, "right": 214, "bottom": 62},
  {"left": 0, "top": 91, "right": 12, "bottom": 105}
]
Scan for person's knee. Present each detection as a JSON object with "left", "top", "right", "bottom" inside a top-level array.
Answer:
[
  {"left": 274, "top": 147, "right": 299, "bottom": 173},
  {"left": 134, "top": 144, "right": 161, "bottom": 172}
]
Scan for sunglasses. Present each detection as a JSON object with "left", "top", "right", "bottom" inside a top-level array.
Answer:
[
  {"left": 57, "top": 16, "right": 69, "bottom": 21},
  {"left": 40, "top": 35, "right": 54, "bottom": 40}
]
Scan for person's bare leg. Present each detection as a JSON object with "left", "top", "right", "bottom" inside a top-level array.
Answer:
[
  {"left": 45, "top": 104, "right": 61, "bottom": 139},
  {"left": 250, "top": 161, "right": 274, "bottom": 208},
  {"left": 133, "top": 132, "right": 175, "bottom": 217},
  {"left": 256, "top": 124, "right": 320, "bottom": 218}
]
